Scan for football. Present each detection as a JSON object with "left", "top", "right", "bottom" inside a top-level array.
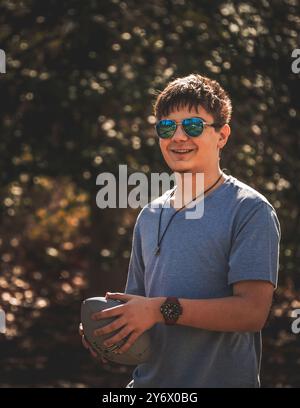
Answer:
[{"left": 81, "top": 296, "right": 152, "bottom": 365}]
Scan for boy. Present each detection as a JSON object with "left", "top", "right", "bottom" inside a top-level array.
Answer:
[{"left": 81, "top": 74, "right": 281, "bottom": 388}]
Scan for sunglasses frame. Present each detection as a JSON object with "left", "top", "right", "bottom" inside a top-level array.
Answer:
[{"left": 154, "top": 116, "right": 223, "bottom": 139}]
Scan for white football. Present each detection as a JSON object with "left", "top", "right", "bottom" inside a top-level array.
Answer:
[{"left": 81, "top": 297, "right": 152, "bottom": 365}]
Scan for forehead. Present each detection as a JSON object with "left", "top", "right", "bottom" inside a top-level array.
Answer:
[{"left": 160, "top": 105, "right": 213, "bottom": 121}]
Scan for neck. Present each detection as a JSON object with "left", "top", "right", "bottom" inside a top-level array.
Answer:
[{"left": 171, "top": 167, "right": 225, "bottom": 209}]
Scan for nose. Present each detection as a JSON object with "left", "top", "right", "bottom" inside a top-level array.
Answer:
[{"left": 172, "top": 124, "right": 189, "bottom": 141}]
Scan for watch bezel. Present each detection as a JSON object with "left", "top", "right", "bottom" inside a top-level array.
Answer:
[{"left": 160, "top": 297, "right": 183, "bottom": 324}]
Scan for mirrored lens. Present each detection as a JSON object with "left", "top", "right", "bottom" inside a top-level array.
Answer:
[
  {"left": 156, "top": 120, "right": 176, "bottom": 139},
  {"left": 182, "top": 118, "right": 204, "bottom": 137}
]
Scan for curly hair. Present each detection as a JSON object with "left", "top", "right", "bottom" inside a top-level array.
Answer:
[{"left": 153, "top": 73, "right": 232, "bottom": 127}]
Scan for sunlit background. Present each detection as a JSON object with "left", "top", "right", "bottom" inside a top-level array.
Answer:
[{"left": 0, "top": 0, "right": 299, "bottom": 387}]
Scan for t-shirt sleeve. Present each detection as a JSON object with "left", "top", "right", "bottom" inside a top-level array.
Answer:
[
  {"left": 228, "top": 201, "right": 281, "bottom": 288},
  {"left": 124, "top": 217, "right": 146, "bottom": 296}
]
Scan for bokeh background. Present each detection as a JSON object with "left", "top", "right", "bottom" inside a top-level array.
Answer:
[{"left": 0, "top": 0, "right": 299, "bottom": 388}]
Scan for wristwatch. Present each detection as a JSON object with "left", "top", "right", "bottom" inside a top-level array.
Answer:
[{"left": 160, "top": 297, "right": 183, "bottom": 325}]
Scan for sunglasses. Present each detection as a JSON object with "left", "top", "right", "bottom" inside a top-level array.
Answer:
[{"left": 155, "top": 117, "right": 222, "bottom": 139}]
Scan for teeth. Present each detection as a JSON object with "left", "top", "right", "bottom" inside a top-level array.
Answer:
[{"left": 172, "top": 149, "right": 193, "bottom": 153}]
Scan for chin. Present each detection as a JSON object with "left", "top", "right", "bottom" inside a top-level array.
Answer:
[
  {"left": 170, "top": 165, "right": 195, "bottom": 174},
  {"left": 168, "top": 160, "right": 198, "bottom": 172}
]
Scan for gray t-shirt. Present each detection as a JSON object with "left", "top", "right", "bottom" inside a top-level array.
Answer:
[{"left": 124, "top": 174, "right": 281, "bottom": 388}]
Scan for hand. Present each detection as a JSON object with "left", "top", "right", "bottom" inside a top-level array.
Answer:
[
  {"left": 92, "top": 292, "right": 160, "bottom": 354},
  {"left": 79, "top": 322, "right": 109, "bottom": 365}
]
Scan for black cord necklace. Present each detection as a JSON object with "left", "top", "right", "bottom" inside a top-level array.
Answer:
[{"left": 155, "top": 171, "right": 227, "bottom": 256}]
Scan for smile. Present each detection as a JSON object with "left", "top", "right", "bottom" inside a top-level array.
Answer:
[{"left": 170, "top": 148, "right": 195, "bottom": 154}]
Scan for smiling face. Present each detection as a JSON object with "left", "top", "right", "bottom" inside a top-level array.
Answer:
[{"left": 158, "top": 105, "right": 229, "bottom": 174}]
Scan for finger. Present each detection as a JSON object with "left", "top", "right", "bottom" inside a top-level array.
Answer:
[
  {"left": 94, "top": 317, "right": 126, "bottom": 337},
  {"left": 116, "top": 331, "right": 140, "bottom": 354},
  {"left": 79, "top": 322, "right": 84, "bottom": 336},
  {"left": 92, "top": 304, "right": 125, "bottom": 321},
  {"left": 103, "top": 325, "right": 134, "bottom": 349},
  {"left": 105, "top": 292, "right": 133, "bottom": 302}
]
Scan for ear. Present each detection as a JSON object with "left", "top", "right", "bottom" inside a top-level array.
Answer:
[{"left": 217, "top": 124, "right": 231, "bottom": 150}]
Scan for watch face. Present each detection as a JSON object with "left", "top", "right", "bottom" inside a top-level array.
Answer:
[{"left": 161, "top": 302, "right": 182, "bottom": 320}]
